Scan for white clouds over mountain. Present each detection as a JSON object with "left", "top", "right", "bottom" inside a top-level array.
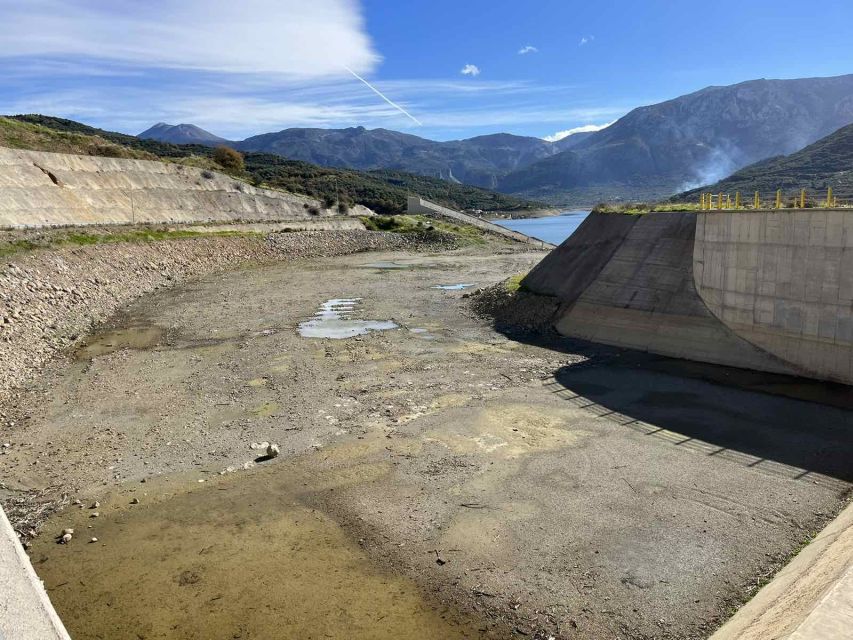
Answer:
[{"left": 543, "top": 121, "right": 614, "bottom": 142}]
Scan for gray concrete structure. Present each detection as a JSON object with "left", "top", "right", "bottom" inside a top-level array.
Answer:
[
  {"left": 695, "top": 210, "right": 853, "bottom": 384},
  {"left": 522, "top": 209, "right": 853, "bottom": 385},
  {"left": 0, "top": 506, "right": 71, "bottom": 640},
  {"left": 406, "top": 196, "right": 555, "bottom": 249},
  {"left": 711, "top": 500, "right": 853, "bottom": 640},
  {"left": 0, "top": 146, "right": 372, "bottom": 228}
]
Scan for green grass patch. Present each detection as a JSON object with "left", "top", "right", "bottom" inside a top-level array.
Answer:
[
  {"left": 591, "top": 202, "right": 703, "bottom": 215},
  {"left": 360, "top": 214, "right": 486, "bottom": 245},
  {"left": 0, "top": 228, "right": 259, "bottom": 259},
  {"left": 504, "top": 273, "right": 526, "bottom": 292}
]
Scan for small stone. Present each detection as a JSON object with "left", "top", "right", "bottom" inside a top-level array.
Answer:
[
  {"left": 90, "top": 512, "right": 99, "bottom": 518},
  {"left": 62, "top": 528, "right": 74, "bottom": 535},
  {"left": 266, "top": 443, "right": 280, "bottom": 458},
  {"left": 130, "top": 497, "right": 140, "bottom": 504},
  {"left": 90, "top": 501, "right": 100, "bottom": 509},
  {"left": 60, "top": 533, "right": 72, "bottom": 544},
  {"left": 90, "top": 537, "right": 98, "bottom": 543}
]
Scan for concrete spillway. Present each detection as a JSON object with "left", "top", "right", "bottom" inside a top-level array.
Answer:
[
  {"left": 0, "top": 147, "right": 371, "bottom": 228},
  {"left": 523, "top": 209, "right": 853, "bottom": 385}
]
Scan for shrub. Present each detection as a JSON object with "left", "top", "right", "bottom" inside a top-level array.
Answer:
[{"left": 212, "top": 145, "right": 245, "bottom": 173}]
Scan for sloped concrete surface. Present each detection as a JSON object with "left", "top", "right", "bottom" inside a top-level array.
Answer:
[
  {"left": 522, "top": 209, "right": 853, "bottom": 385},
  {"left": 0, "top": 147, "right": 369, "bottom": 228},
  {"left": 521, "top": 211, "right": 638, "bottom": 300},
  {"left": 0, "top": 506, "right": 70, "bottom": 640},
  {"left": 711, "top": 501, "right": 853, "bottom": 640},
  {"left": 532, "top": 211, "right": 795, "bottom": 375},
  {"left": 407, "top": 196, "right": 556, "bottom": 248}
]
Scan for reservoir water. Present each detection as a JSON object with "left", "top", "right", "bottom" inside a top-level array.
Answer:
[{"left": 491, "top": 210, "right": 589, "bottom": 245}]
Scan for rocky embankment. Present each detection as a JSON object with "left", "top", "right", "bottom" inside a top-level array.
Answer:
[
  {"left": 0, "top": 229, "right": 454, "bottom": 409},
  {"left": 468, "top": 280, "right": 561, "bottom": 333}
]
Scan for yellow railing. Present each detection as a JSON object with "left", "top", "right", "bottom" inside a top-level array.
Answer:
[{"left": 698, "top": 187, "right": 845, "bottom": 210}]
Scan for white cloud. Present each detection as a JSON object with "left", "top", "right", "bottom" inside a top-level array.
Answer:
[
  {"left": 518, "top": 45, "right": 538, "bottom": 55},
  {"left": 579, "top": 35, "right": 595, "bottom": 46},
  {"left": 460, "top": 64, "right": 481, "bottom": 76},
  {"left": 543, "top": 121, "right": 615, "bottom": 142},
  {"left": 0, "top": 0, "right": 379, "bottom": 79}
]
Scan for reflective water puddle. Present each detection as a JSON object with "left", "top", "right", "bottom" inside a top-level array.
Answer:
[
  {"left": 75, "top": 325, "right": 165, "bottom": 360},
  {"left": 298, "top": 298, "right": 398, "bottom": 339},
  {"left": 432, "top": 284, "right": 475, "bottom": 291}
]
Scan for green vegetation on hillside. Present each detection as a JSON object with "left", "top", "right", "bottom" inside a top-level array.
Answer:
[
  {"left": 0, "top": 117, "right": 155, "bottom": 160},
  {"left": 6, "top": 114, "right": 544, "bottom": 215}
]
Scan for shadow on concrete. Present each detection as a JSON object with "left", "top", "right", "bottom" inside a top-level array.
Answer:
[{"left": 500, "top": 328, "right": 853, "bottom": 487}]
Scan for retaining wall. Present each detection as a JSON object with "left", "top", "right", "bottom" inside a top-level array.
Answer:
[
  {"left": 407, "top": 196, "right": 556, "bottom": 249},
  {"left": 0, "top": 147, "right": 372, "bottom": 228},
  {"left": 0, "top": 506, "right": 70, "bottom": 640},
  {"left": 695, "top": 210, "right": 853, "bottom": 384},
  {"left": 522, "top": 209, "right": 853, "bottom": 385}
]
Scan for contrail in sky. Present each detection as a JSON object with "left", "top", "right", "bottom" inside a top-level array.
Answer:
[{"left": 344, "top": 66, "right": 423, "bottom": 126}]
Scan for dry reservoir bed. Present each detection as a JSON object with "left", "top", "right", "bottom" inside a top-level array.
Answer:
[{"left": 4, "top": 247, "right": 852, "bottom": 640}]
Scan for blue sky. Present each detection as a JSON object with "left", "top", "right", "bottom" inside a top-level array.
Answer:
[{"left": 1, "top": 0, "right": 852, "bottom": 141}]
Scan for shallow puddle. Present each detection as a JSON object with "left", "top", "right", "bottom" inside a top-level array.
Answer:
[
  {"left": 298, "top": 298, "right": 398, "bottom": 339},
  {"left": 31, "top": 470, "right": 486, "bottom": 640},
  {"left": 75, "top": 325, "right": 165, "bottom": 359},
  {"left": 432, "top": 283, "right": 475, "bottom": 291}
]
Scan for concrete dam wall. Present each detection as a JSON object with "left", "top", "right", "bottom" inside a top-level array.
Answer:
[
  {"left": 522, "top": 209, "right": 853, "bottom": 385},
  {"left": 0, "top": 147, "right": 370, "bottom": 228}
]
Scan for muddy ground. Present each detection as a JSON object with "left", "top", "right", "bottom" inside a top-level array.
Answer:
[{"left": 3, "top": 246, "right": 853, "bottom": 639}]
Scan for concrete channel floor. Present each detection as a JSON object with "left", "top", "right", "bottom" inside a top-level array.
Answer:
[{"left": 2, "top": 247, "right": 852, "bottom": 639}]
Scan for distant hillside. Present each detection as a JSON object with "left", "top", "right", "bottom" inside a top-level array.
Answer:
[
  {"left": 138, "top": 122, "right": 227, "bottom": 146},
  {"left": 4, "top": 115, "right": 543, "bottom": 216},
  {"left": 676, "top": 123, "right": 853, "bottom": 201},
  {"left": 234, "top": 127, "right": 564, "bottom": 189},
  {"left": 498, "top": 74, "right": 853, "bottom": 204}
]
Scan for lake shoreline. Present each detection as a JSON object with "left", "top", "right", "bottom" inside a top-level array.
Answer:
[{"left": 490, "top": 210, "right": 590, "bottom": 245}]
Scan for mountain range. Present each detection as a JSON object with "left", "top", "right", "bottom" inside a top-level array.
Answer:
[
  {"left": 139, "top": 123, "right": 586, "bottom": 190},
  {"left": 138, "top": 74, "right": 853, "bottom": 205},
  {"left": 139, "top": 122, "right": 227, "bottom": 146},
  {"left": 498, "top": 74, "right": 853, "bottom": 203}
]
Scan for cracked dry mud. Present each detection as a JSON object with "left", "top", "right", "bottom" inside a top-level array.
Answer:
[{"left": 7, "top": 247, "right": 853, "bottom": 639}]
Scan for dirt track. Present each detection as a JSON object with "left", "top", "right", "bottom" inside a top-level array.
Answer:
[{"left": 5, "top": 245, "right": 853, "bottom": 639}]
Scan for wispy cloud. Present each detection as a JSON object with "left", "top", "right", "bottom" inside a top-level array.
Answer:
[
  {"left": 518, "top": 45, "right": 538, "bottom": 55},
  {"left": 579, "top": 35, "right": 595, "bottom": 46},
  {"left": 460, "top": 64, "right": 481, "bottom": 77},
  {"left": 543, "top": 121, "right": 615, "bottom": 142},
  {"left": 0, "top": 0, "right": 379, "bottom": 78}
]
